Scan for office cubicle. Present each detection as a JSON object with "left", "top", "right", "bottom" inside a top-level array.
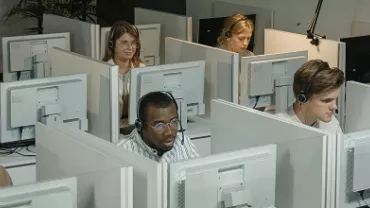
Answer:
[
  {"left": 134, "top": 7, "right": 192, "bottom": 64},
  {"left": 36, "top": 123, "right": 133, "bottom": 208},
  {"left": 51, "top": 47, "right": 119, "bottom": 143},
  {"left": 43, "top": 14, "right": 100, "bottom": 59},
  {"left": 164, "top": 37, "right": 239, "bottom": 118},
  {"left": 36, "top": 122, "right": 164, "bottom": 208},
  {"left": 211, "top": 99, "right": 338, "bottom": 208},
  {"left": 211, "top": 1, "right": 274, "bottom": 55},
  {"left": 264, "top": 28, "right": 346, "bottom": 129}
]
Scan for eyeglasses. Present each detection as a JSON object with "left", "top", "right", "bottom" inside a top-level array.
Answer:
[{"left": 146, "top": 118, "right": 179, "bottom": 133}]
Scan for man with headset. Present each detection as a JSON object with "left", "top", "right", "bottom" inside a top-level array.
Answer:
[
  {"left": 116, "top": 91, "right": 200, "bottom": 163},
  {"left": 276, "top": 59, "right": 344, "bottom": 134}
]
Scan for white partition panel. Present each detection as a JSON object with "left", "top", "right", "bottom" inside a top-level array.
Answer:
[
  {"left": 135, "top": 7, "right": 192, "bottom": 64},
  {"left": 51, "top": 47, "right": 119, "bottom": 143},
  {"left": 36, "top": 122, "right": 166, "bottom": 208},
  {"left": 212, "top": 1, "right": 274, "bottom": 55},
  {"left": 211, "top": 99, "right": 337, "bottom": 208},
  {"left": 43, "top": 14, "right": 100, "bottom": 59},
  {"left": 165, "top": 37, "right": 239, "bottom": 118},
  {"left": 264, "top": 28, "right": 346, "bottom": 130},
  {"left": 344, "top": 81, "right": 370, "bottom": 133}
]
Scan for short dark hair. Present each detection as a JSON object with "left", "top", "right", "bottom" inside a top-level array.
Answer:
[
  {"left": 138, "top": 91, "right": 177, "bottom": 122},
  {"left": 293, "top": 59, "right": 345, "bottom": 99}
]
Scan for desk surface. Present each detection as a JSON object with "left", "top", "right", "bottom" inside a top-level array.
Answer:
[
  {"left": 0, "top": 147, "right": 36, "bottom": 168},
  {"left": 186, "top": 116, "right": 211, "bottom": 139}
]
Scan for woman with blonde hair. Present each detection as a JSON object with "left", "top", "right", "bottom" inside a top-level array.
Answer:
[
  {"left": 103, "top": 21, "right": 145, "bottom": 126},
  {"left": 217, "top": 13, "right": 255, "bottom": 57}
]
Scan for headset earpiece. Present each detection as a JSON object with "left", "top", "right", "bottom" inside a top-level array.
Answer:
[
  {"left": 297, "top": 93, "right": 307, "bottom": 103},
  {"left": 135, "top": 118, "right": 143, "bottom": 133},
  {"left": 224, "top": 30, "right": 231, "bottom": 39}
]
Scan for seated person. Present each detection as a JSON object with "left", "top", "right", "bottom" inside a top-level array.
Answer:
[
  {"left": 102, "top": 21, "right": 145, "bottom": 130},
  {"left": 116, "top": 91, "right": 200, "bottom": 162},
  {"left": 0, "top": 165, "right": 13, "bottom": 187},
  {"left": 276, "top": 59, "right": 344, "bottom": 134},
  {"left": 216, "top": 13, "right": 254, "bottom": 57}
]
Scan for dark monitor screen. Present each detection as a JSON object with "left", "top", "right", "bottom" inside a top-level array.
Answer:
[
  {"left": 198, "top": 14, "right": 256, "bottom": 52},
  {"left": 340, "top": 35, "right": 370, "bottom": 83}
]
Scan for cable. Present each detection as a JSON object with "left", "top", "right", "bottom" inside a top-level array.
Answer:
[
  {"left": 358, "top": 190, "right": 370, "bottom": 207},
  {"left": 252, "top": 96, "right": 260, "bottom": 109}
]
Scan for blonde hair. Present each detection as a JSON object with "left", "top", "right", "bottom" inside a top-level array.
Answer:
[
  {"left": 217, "top": 13, "right": 254, "bottom": 47},
  {"left": 293, "top": 59, "right": 344, "bottom": 99},
  {"left": 102, "top": 21, "right": 143, "bottom": 67}
]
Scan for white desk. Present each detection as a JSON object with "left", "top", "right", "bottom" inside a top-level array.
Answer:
[
  {"left": 0, "top": 147, "right": 36, "bottom": 186},
  {"left": 186, "top": 116, "right": 211, "bottom": 157}
]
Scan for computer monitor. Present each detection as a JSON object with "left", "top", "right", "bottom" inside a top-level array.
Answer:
[
  {"left": 239, "top": 51, "right": 308, "bottom": 113},
  {"left": 0, "top": 74, "right": 88, "bottom": 145},
  {"left": 100, "top": 24, "right": 161, "bottom": 65},
  {"left": 198, "top": 15, "right": 256, "bottom": 52},
  {"left": 0, "top": 177, "right": 77, "bottom": 208},
  {"left": 167, "top": 144, "right": 276, "bottom": 208},
  {"left": 129, "top": 60, "right": 206, "bottom": 130},
  {"left": 340, "top": 35, "right": 370, "bottom": 83},
  {"left": 2, "top": 33, "right": 70, "bottom": 82}
]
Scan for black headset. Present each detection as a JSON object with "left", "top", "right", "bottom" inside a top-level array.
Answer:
[
  {"left": 297, "top": 62, "right": 329, "bottom": 103},
  {"left": 224, "top": 18, "right": 248, "bottom": 38},
  {"left": 108, "top": 22, "right": 140, "bottom": 52},
  {"left": 135, "top": 91, "right": 185, "bottom": 145}
]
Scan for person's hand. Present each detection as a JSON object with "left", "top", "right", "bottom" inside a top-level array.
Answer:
[{"left": 0, "top": 166, "right": 13, "bottom": 187}]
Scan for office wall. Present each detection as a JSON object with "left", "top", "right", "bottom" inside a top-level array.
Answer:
[{"left": 187, "top": 0, "right": 366, "bottom": 40}]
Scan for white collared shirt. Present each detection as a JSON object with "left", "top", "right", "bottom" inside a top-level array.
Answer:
[
  {"left": 275, "top": 105, "right": 343, "bottom": 135},
  {"left": 116, "top": 129, "right": 200, "bottom": 163}
]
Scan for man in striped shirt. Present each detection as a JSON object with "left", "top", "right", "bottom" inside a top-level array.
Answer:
[{"left": 116, "top": 91, "right": 200, "bottom": 163}]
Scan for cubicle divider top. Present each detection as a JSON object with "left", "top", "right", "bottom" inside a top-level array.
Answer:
[
  {"left": 264, "top": 28, "right": 346, "bottom": 130},
  {"left": 165, "top": 37, "right": 239, "bottom": 118},
  {"left": 36, "top": 123, "right": 133, "bottom": 208},
  {"left": 211, "top": 99, "right": 338, "bottom": 208},
  {"left": 43, "top": 14, "right": 100, "bottom": 60},
  {"left": 100, "top": 24, "right": 161, "bottom": 65},
  {"left": 344, "top": 81, "right": 370, "bottom": 133},
  {"left": 212, "top": 1, "right": 274, "bottom": 55},
  {"left": 51, "top": 47, "right": 119, "bottom": 143},
  {"left": 36, "top": 122, "right": 166, "bottom": 208},
  {"left": 134, "top": 7, "right": 192, "bottom": 64}
]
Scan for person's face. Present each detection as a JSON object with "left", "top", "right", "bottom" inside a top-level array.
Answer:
[
  {"left": 227, "top": 29, "right": 252, "bottom": 53},
  {"left": 114, "top": 33, "right": 137, "bottom": 61},
  {"left": 305, "top": 88, "right": 340, "bottom": 123},
  {"left": 143, "top": 103, "right": 178, "bottom": 152}
]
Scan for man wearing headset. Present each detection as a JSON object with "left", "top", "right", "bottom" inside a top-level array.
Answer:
[
  {"left": 116, "top": 91, "right": 200, "bottom": 163},
  {"left": 276, "top": 59, "right": 345, "bottom": 134}
]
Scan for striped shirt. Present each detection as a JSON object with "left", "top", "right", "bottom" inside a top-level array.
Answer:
[{"left": 116, "top": 129, "right": 200, "bottom": 163}]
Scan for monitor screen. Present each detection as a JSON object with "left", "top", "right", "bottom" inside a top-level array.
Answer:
[
  {"left": 198, "top": 14, "right": 256, "bottom": 52},
  {"left": 340, "top": 35, "right": 370, "bottom": 83}
]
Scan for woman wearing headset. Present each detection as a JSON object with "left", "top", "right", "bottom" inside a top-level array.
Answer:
[
  {"left": 276, "top": 59, "right": 344, "bottom": 134},
  {"left": 217, "top": 13, "right": 254, "bottom": 57},
  {"left": 103, "top": 21, "right": 145, "bottom": 128}
]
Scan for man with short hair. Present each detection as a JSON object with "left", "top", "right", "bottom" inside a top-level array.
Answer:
[
  {"left": 116, "top": 91, "right": 199, "bottom": 162},
  {"left": 276, "top": 59, "right": 345, "bottom": 134}
]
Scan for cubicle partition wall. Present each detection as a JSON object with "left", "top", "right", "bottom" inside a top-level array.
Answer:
[
  {"left": 164, "top": 37, "right": 239, "bottom": 118},
  {"left": 100, "top": 24, "right": 161, "bottom": 65},
  {"left": 211, "top": 99, "right": 337, "bottom": 208},
  {"left": 264, "top": 28, "right": 346, "bottom": 128},
  {"left": 43, "top": 14, "right": 100, "bottom": 59},
  {"left": 36, "top": 123, "right": 133, "bottom": 208},
  {"left": 51, "top": 47, "right": 119, "bottom": 143},
  {"left": 36, "top": 122, "right": 166, "bottom": 208},
  {"left": 212, "top": 1, "right": 274, "bottom": 55},
  {"left": 351, "top": 21, "right": 370, "bottom": 37},
  {"left": 134, "top": 7, "right": 192, "bottom": 64},
  {"left": 344, "top": 81, "right": 370, "bottom": 133}
]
